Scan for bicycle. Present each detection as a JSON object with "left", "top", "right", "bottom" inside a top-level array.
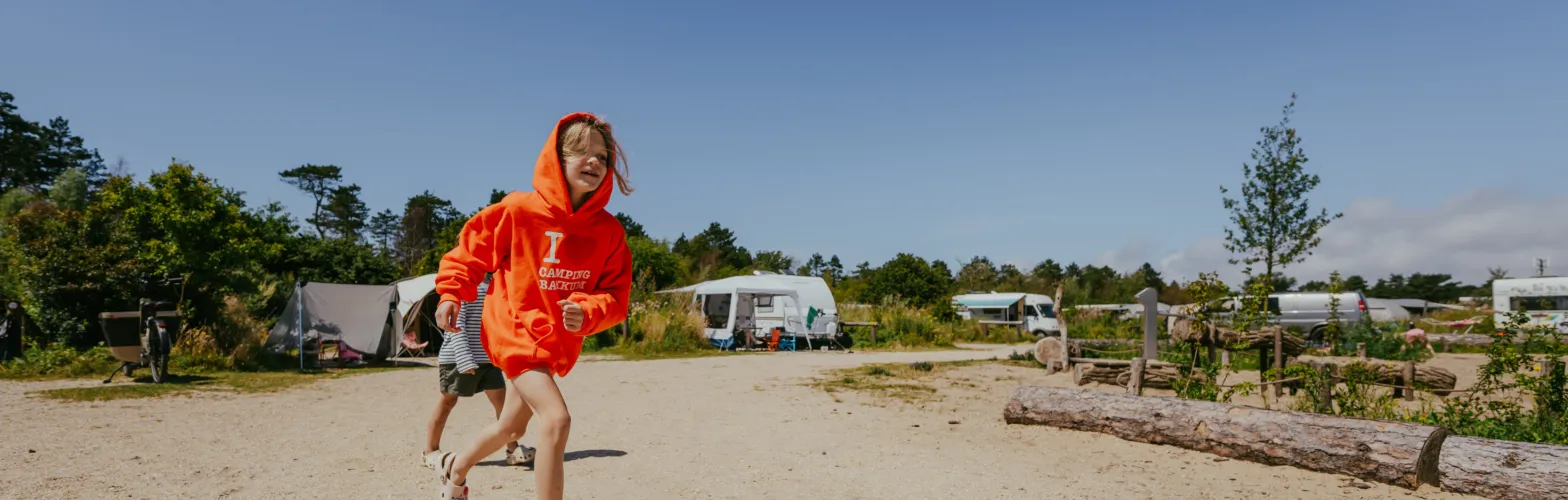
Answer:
[{"left": 99, "top": 275, "right": 185, "bottom": 384}]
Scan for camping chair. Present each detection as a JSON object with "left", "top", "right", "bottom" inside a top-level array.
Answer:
[{"left": 399, "top": 332, "right": 430, "bottom": 357}]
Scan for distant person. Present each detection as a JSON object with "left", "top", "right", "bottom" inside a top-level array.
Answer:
[
  {"left": 431, "top": 112, "right": 635, "bottom": 500},
  {"left": 1, "top": 301, "right": 22, "bottom": 362},
  {"left": 422, "top": 274, "right": 535, "bottom": 471},
  {"left": 1401, "top": 322, "right": 1436, "bottom": 356}
]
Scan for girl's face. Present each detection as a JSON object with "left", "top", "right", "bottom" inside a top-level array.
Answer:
[{"left": 561, "top": 127, "right": 609, "bottom": 204}]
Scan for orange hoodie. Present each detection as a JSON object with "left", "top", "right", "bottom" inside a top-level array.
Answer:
[{"left": 434, "top": 112, "right": 633, "bottom": 379}]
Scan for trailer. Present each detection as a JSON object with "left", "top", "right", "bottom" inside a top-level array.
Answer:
[
  {"left": 661, "top": 273, "right": 840, "bottom": 349},
  {"left": 951, "top": 292, "right": 1060, "bottom": 336},
  {"left": 1492, "top": 276, "right": 1568, "bottom": 333}
]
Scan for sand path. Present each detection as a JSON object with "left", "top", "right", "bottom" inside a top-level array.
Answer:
[{"left": 0, "top": 344, "right": 1477, "bottom": 499}]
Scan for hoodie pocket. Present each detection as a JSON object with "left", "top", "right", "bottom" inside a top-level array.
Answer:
[{"left": 522, "top": 311, "right": 557, "bottom": 347}]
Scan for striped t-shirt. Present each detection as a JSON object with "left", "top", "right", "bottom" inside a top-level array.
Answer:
[{"left": 437, "top": 276, "right": 491, "bottom": 372}]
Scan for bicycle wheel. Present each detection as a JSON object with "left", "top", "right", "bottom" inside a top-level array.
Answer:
[{"left": 149, "top": 327, "right": 170, "bottom": 383}]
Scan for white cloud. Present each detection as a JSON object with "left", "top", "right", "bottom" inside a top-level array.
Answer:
[{"left": 1108, "top": 189, "right": 1568, "bottom": 286}]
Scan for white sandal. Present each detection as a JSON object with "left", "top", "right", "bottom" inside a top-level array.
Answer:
[
  {"left": 422, "top": 450, "right": 444, "bottom": 470},
  {"left": 506, "top": 444, "right": 536, "bottom": 466},
  {"left": 437, "top": 452, "right": 469, "bottom": 500}
]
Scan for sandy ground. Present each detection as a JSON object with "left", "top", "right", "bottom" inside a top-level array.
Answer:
[{"left": 0, "top": 344, "right": 1484, "bottom": 499}]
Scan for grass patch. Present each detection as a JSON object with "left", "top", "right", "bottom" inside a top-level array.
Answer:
[
  {"left": 34, "top": 382, "right": 200, "bottom": 402},
  {"left": 597, "top": 347, "right": 740, "bottom": 361},
  {"left": 26, "top": 366, "right": 411, "bottom": 402}
]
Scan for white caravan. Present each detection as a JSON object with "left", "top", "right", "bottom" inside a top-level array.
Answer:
[
  {"left": 951, "top": 292, "right": 1060, "bottom": 336},
  {"left": 1492, "top": 277, "right": 1568, "bottom": 334},
  {"left": 661, "top": 273, "right": 839, "bottom": 349}
]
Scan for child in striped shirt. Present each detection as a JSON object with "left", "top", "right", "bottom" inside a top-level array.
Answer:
[{"left": 422, "top": 274, "right": 536, "bottom": 469}]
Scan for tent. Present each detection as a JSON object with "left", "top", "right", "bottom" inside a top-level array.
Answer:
[
  {"left": 266, "top": 282, "right": 401, "bottom": 360},
  {"left": 394, "top": 273, "right": 446, "bottom": 351}
]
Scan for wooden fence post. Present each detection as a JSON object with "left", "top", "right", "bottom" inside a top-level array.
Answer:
[
  {"left": 1221, "top": 350, "right": 1231, "bottom": 369},
  {"left": 1274, "top": 327, "right": 1285, "bottom": 398},
  {"left": 1128, "top": 357, "right": 1146, "bottom": 396},
  {"left": 1411, "top": 360, "right": 1423, "bottom": 404}
]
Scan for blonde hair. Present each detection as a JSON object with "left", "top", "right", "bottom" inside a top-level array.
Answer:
[{"left": 559, "top": 116, "right": 633, "bottom": 196}]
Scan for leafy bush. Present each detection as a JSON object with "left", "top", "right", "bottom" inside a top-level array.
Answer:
[
  {"left": 0, "top": 343, "right": 119, "bottom": 379},
  {"left": 1336, "top": 321, "right": 1433, "bottom": 362},
  {"left": 1403, "top": 310, "right": 1568, "bottom": 445}
]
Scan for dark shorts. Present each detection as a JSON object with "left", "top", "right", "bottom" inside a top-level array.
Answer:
[{"left": 438, "top": 363, "right": 507, "bottom": 397}]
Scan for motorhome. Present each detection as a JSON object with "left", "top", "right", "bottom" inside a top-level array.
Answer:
[
  {"left": 951, "top": 292, "right": 1060, "bottom": 336},
  {"left": 661, "top": 273, "right": 840, "bottom": 349},
  {"left": 1492, "top": 277, "right": 1568, "bottom": 334}
]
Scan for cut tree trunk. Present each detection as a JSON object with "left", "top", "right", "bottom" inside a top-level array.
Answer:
[
  {"left": 1169, "top": 319, "right": 1306, "bottom": 358},
  {"left": 1003, "top": 386, "right": 1448, "bottom": 489},
  {"left": 1428, "top": 333, "right": 1524, "bottom": 347},
  {"left": 1439, "top": 436, "right": 1568, "bottom": 500},
  {"left": 1072, "top": 363, "right": 1185, "bottom": 390},
  {"left": 1289, "top": 356, "right": 1459, "bottom": 396}
]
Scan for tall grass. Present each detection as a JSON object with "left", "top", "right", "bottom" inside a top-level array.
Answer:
[
  {"left": 588, "top": 292, "right": 712, "bottom": 358},
  {"left": 839, "top": 297, "right": 1019, "bottom": 348}
]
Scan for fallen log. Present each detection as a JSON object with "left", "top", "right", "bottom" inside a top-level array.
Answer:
[
  {"left": 1427, "top": 333, "right": 1528, "bottom": 347},
  {"left": 1289, "top": 356, "right": 1458, "bottom": 396},
  {"left": 1067, "top": 357, "right": 1177, "bottom": 368},
  {"left": 1169, "top": 319, "right": 1306, "bottom": 358},
  {"left": 1003, "top": 386, "right": 1448, "bottom": 489},
  {"left": 1439, "top": 436, "right": 1568, "bottom": 500},
  {"left": 1071, "top": 363, "right": 1186, "bottom": 389}
]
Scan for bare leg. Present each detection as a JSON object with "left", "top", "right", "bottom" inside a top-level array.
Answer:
[
  {"left": 512, "top": 368, "right": 570, "bottom": 500},
  {"left": 483, "top": 385, "right": 529, "bottom": 452},
  {"left": 448, "top": 368, "right": 568, "bottom": 500},
  {"left": 425, "top": 393, "right": 459, "bottom": 454}
]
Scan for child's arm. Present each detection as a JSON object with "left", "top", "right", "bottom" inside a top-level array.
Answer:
[
  {"left": 565, "top": 237, "right": 633, "bottom": 336},
  {"left": 452, "top": 300, "right": 481, "bottom": 374},
  {"left": 435, "top": 203, "right": 511, "bottom": 306}
]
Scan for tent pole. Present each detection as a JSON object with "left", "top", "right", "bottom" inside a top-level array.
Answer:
[{"left": 297, "top": 281, "right": 304, "bottom": 371}]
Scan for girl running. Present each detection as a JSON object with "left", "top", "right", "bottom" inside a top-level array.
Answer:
[{"left": 431, "top": 112, "right": 634, "bottom": 500}]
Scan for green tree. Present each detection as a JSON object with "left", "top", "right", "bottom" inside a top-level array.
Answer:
[
  {"left": 47, "top": 168, "right": 89, "bottom": 212},
  {"left": 1298, "top": 280, "right": 1329, "bottom": 292},
  {"left": 368, "top": 209, "right": 400, "bottom": 256},
  {"left": 397, "top": 191, "right": 460, "bottom": 275},
  {"left": 1220, "top": 93, "right": 1342, "bottom": 290},
  {"left": 615, "top": 212, "right": 647, "bottom": 239},
  {"left": 1136, "top": 263, "right": 1166, "bottom": 292},
  {"left": 863, "top": 253, "right": 948, "bottom": 307},
  {"left": 321, "top": 184, "right": 368, "bottom": 241},
  {"left": 490, "top": 189, "right": 509, "bottom": 205},
  {"left": 278, "top": 164, "right": 343, "bottom": 238},
  {"left": 1, "top": 92, "right": 106, "bottom": 193},
  {"left": 1032, "top": 259, "right": 1065, "bottom": 289},
  {"left": 1344, "top": 275, "right": 1368, "bottom": 292},
  {"left": 955, "top": 256, "right": 999, "bottom": 293},
  {"left": 753, "top": 250, "right": 794, "bottom": 274},
  {"left": 0, "top": 188, "right": 40, "bottom": 219},
  {"left": 627, "top": 237, "right": 680, "bottom": 293},
  {"left": 283, "top": 236, "right": 401, "bottom": 285}
]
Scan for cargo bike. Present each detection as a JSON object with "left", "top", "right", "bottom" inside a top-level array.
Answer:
[{"left": 98, "top": 276, "right": 184, "bottom": 384}]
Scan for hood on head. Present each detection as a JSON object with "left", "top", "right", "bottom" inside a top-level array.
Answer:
[{"left": 532, "top": 112, "right": 617, "bottom": 218}]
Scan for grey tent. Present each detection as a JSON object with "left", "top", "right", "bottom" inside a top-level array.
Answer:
[{"left": 267, "top": 282, "right": 401, "bottom": 360}]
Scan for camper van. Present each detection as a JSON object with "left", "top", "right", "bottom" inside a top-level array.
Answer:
[
  {"left": 950, "top": 292, "right": 1060, "bottom": 336},
  {"left": 661, "top": 273, "right": 840, "bottom": 349},
  {"left": 1492, "top": 277, "right": 1568, "bottom": 334}
]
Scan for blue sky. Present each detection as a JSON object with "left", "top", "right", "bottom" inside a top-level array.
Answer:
[{"left": 5, "top": 0, "right": 1565, "bottom": 284}]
